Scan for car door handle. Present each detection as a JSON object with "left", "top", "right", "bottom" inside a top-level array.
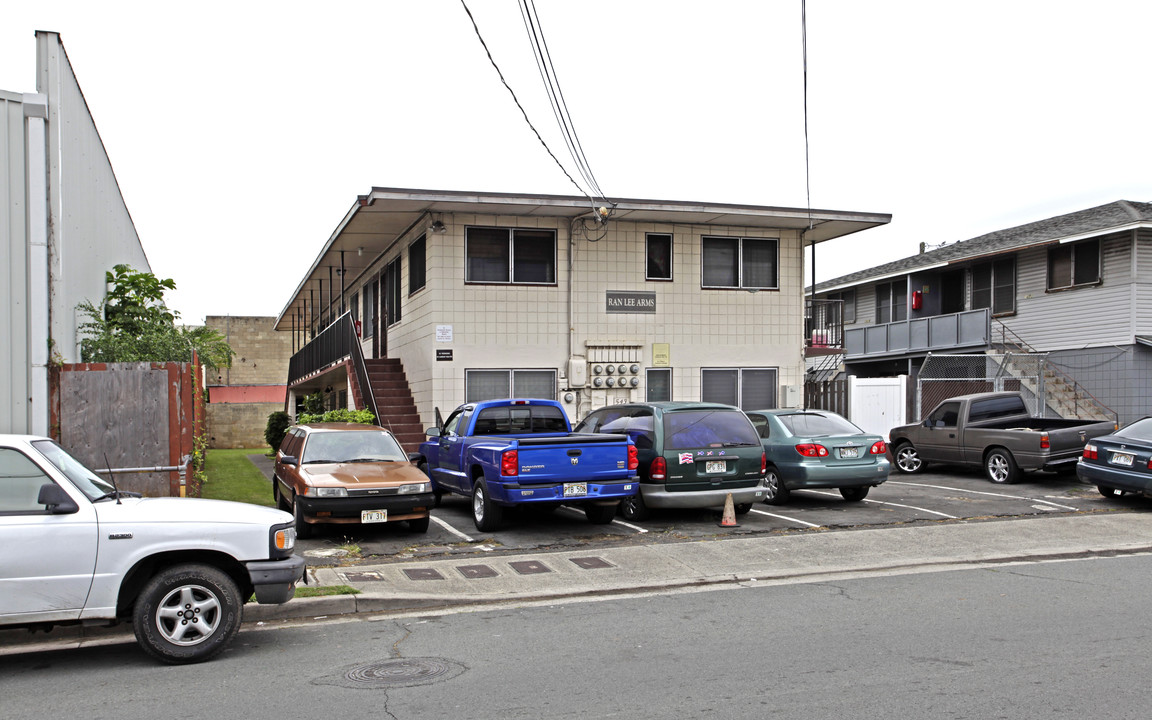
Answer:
[{"left": 949, "top": 433, "right": 955, "bottom": 438}]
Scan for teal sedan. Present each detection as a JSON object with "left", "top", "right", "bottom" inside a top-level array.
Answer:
[{"left": 744, "top": 409, "right": 890, "bottom": 505}]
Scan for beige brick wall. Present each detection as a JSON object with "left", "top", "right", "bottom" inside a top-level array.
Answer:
[
  {"left": 205, "top": 316, "right": 292, "bottom": 387},
  {"left": 207, "top": 402, "right": 281, "bottom": 449}
]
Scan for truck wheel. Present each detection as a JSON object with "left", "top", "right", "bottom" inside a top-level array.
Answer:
[
  {"left": 763, "top": 466, "right": 790, "bottom": 506},
  {"left": 472, "top": 480, "right": 503, "bottom": 532},
  {"left": 733, "top": 503, "right": 753, "bottom": 515},
  {"left": 584, "top": 503, "right": 617, "bottom": 525},
  {"left": 840, "top": 486, "right": 869, "bottom": 502},
  {"left": 893, "top": 442, "right": 925, "bottom": 474},
  {"left": 408, "top": 515, "right": 431, "bottom": 533},
  {"left": 293, "top": 498, "right": 313, "bottom": 539},
  {"left": 132, "top": 563, "right": 242, "bottom": 664},
  {"left": 620, "top": 492, "right": 650, "bottom": 522},
  {"left": 985, "top": 448, "right": 1019, "bottom": 484}
]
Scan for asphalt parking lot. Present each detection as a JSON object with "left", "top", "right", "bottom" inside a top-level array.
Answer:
[{"left": 293, "top": 466, "right": 1143, "bottom": 563}]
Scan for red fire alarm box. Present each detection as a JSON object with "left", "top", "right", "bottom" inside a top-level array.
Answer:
[
  {"left": 354, "top": 320, "right": 362, "bottom": 337},
  {"left": 911, "top": 290, "right": 923, "bottom": 310}
]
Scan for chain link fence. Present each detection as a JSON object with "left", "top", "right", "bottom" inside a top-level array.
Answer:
[{"left": 917, "top": 353, "right": 1047, "bottom": 420}]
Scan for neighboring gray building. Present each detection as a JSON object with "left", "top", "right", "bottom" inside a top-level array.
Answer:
[
  {"left": 809, "top": 200, "right": 1152, "bottom": 425},
  {"left": 1, "top": 31, "right": 150, "bottom": 434}
]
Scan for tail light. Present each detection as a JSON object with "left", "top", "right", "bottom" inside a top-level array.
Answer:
[
  {"left": 795, "top": 443, "right": 829, "bottom": 458},
  {"left": 1083, "top": 444, "right": 1097, "bottom": 460},
  {"left": 650, "top": 456, "right": 667, "bottom": 480},
  {"left": 501, "top": 449, "right": 518, "bottom": 476},
  {"left": 1040, "top": 433, "right": 1050, "bottom": 450},
  {"left": 627, "top": 445, "right": 639, "bottom": 471},
  {"left": 870, "top": 440, "right": 887, "bottom": 455},
  {"left": 761, "top": 452, "right": 767, "bottom": 475}
]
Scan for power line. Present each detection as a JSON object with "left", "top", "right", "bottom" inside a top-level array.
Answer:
[{"left": 458, "top": 0, "right": 592, "bottom": 203}]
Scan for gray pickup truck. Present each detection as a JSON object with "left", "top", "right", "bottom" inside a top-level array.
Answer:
[{"left": 889, "top": 391, "right": 1115, "bottom": 484}]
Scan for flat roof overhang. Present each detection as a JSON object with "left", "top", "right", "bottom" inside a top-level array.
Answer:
[{"left": 275, "top": 187, "right": 891, "bottom": 330}]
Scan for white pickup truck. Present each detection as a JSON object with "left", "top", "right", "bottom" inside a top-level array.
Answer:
[{"left": 0, "top": 434, "right": 306, "bottom": 663}]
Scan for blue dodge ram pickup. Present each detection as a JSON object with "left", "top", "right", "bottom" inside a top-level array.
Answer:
[{"left": 414, "top": 399, "right": 638, "bottom": 531}]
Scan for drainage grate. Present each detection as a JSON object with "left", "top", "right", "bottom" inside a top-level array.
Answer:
[
  {"left": 570, "top": 556, "right": 614, "bottom": 570},
  {"left": 317, "top": 658, "right": 467, "bottom": 689},
  {"left": 509, "top": 560, "right": 552, "bottom": 575},
  {"left": 456, "top": 564, "right": 498, "bottom": 579},
  {"left": 402, "top": 568, "right": 445, "bottom": 581}
]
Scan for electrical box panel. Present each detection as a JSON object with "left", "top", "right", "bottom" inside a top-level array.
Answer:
[
  {"left": 568, "top": 357, "right": 587, "bottom": 388},
  {"left": 783, "top": 384, "right": 801, "bottom": 408}
]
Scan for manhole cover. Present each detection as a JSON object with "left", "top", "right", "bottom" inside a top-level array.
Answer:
[
  {"left": 509, "top": 560, "right": 552, "bottom": 575},
  {"left": 570, "top": 556, "right": 614, "bottom": 570},
  {"left": 315, "top": 658, "right": 466, "bottom": 689}
]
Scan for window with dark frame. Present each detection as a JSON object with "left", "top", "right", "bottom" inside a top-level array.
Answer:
[
  {"left": 646, "top": 233, "right": 672, "bottom": 280},
  {"left": 970, "top": 257, "right": 1016, "bottom": 315},
  {"left": 465, "top": 369, "right": 558, "bottom": 403},
  {"left": 827, "top": 289, "right": 856, "bottom": 324},
  {"left": 874, "top": 280, "right": 907, "bottom": 323},
  {"left": 384, "top": 257, "right": 402, "bottom": 327},
  {"left": 701, "top": 236, "right": 778, "bottom": 289},
  {"left": 1047, "top": 239, "right": 1100, "bottom": 290},
  {"left": 465, "top": 227, "right": 557, "bottom": 285},
  {"left": 700, "top": 368, "right": 777, "bottom": 410},
  {"left": 409, "top": 234, "right": 426, "bottom": 295}
]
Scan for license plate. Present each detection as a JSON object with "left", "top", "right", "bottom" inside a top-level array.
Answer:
[
  {"left": 706, "top": 460, "right": 726, "bottom": 474},
  {"left": 563, "top": 482, "right": 588, "bottom": 497},
  {"left": 361, "top": 509, "right": 388, "bottom": 523},
  {"left": 839, "top": 447, "right": 859, "bottom": 459},
  {"left": 1110, "top": 452, "right": 1134, "bottom": 467}
]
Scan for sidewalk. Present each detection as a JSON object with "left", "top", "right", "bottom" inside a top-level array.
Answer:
[
  {"left": 7, "top": 513, "right": 1151, "bottom": 652},
  {"left": 248, "top": 511, "right": 1152, "bottom": 620}
]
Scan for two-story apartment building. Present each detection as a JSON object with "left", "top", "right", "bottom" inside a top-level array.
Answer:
[
  {"left": 274, "top": 188, "right": 890, "bottom": 448},
  {"left": 809, "top": 200, "right": 1152, "bottom": 426}
]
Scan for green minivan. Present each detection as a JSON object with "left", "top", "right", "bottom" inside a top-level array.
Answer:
[{"left": 574, "top": 402, "right": 767, "bottom": 521}]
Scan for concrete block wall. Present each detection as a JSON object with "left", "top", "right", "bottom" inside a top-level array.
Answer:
[
  {"left": 206, "top": 402, "right": 281, "bottom": 450},
  {"left": 205, "top": 316, "right": 292, "bottom": 387}
]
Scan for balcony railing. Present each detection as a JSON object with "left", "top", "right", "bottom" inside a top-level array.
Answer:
[
  {"left": 287, "top": 313, "right": 352, "bottom": 386},
  {"left": 844, "top": 308, "right": 990, "bottom": 359},
  {"left": 805, "top": 299, "right": 844, "bottom": 350}
]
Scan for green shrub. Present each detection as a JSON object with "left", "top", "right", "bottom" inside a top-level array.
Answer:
[
  {"left": 265, "top": 411, "right": 291, "bottom": 452},
  {"left": 303, "top": 391, "right": 324, "bottom": 416},
  {"left": 297, "top": 408, "right": 376, "bottom": 425}
]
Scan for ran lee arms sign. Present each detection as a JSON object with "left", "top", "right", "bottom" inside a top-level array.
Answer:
[{"left": 606, "top": 291, "right": 656, "bottom": 314}]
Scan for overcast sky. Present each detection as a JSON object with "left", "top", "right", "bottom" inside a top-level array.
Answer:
[{"left": 4, "top": 1, "right": 1151, "bottom": 324}]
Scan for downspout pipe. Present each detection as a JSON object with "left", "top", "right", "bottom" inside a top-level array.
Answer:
[{"left": 26, "top": 94, "right": 50, "bottom": 436}]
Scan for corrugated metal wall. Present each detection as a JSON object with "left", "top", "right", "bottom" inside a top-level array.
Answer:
[{"left": 1, "top": 90, "right": 31, "bottom": 433}]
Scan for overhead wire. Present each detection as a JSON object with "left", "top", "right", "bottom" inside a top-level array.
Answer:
[
  {"left": 458, "top": 0, "right": 592, "bottom": 203},
  {"left": 518, "top": 0, "right": 607, "bottom": 203}
]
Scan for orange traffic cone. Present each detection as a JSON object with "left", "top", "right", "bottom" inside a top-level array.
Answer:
[{"left": 719, "top": 492, "right": 739, "bottom": 527}]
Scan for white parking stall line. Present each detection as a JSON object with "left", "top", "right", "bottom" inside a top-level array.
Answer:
[
  {"left": 431, "top": 515, "right": 475, "bottom": 542},
  {"left": 807, "top": 489, "right": 959, "bottom": 519},
  {"left": 886, "top": 480, "right": 1080, "bottom": 511},
  {"left": 557, "top": 505, "right": 648, "bottom": 533},
  {"left": 749, "top": 508, "right": 823, "bottom": 528}
]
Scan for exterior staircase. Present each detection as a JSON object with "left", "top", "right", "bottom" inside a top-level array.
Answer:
[{"left": 347, "top": 358, "right": 426, "bottom": 453}]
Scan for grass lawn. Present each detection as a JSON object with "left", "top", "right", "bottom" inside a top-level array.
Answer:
[{"left": 202, "top": 448, "right": 275, "bottom": 507}]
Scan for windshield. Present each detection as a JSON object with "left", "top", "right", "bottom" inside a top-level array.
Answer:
[
  {"left": 664, "top": 410, "right": 760, "bottom": 450},
  {"left": 30, "top": 439, "right": 114, "bottom": 500},
  {"left": 777, "top": 412, "right": 863, "bottom": 437},
  {"left": 301, "top": 430, "right": 406, "bottom": 464}
]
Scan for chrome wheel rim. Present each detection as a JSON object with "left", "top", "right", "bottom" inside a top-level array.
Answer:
[
  {"left": 765, "top": 472, "right": 780, "bottom": 498},
  {"left": 155, "top": 584, "right": 220, "bottom": 646},
  {"left": 988, "top": 455, "right": 1008, "bottom": 482},
  {"left": 897, "top": 447, "right": 921, "bottom": 472},
  {"left": 473, "top": 487, "right": 485, "bottom": 523}
]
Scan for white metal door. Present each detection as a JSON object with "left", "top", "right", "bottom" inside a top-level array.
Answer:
[{"left": 848, "top": 375, "right": 907, "bottom": 439}]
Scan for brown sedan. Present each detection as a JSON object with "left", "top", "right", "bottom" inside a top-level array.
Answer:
[{"left": 274, "top": 423, "right": 434, "bottom": 538}]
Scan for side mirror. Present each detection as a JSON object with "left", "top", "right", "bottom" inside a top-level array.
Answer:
[
  {"left": 923, "top": 419, "right": 931, "bottom": 428},
  {"left": 280, "top": 455, "right": 299, "bottom": 467},
  {"left": 425, "top": 427, "right": 442, "bottom": 438},
  {"left": 38, "top": 483, "right": 80, "bottom": 514}
]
